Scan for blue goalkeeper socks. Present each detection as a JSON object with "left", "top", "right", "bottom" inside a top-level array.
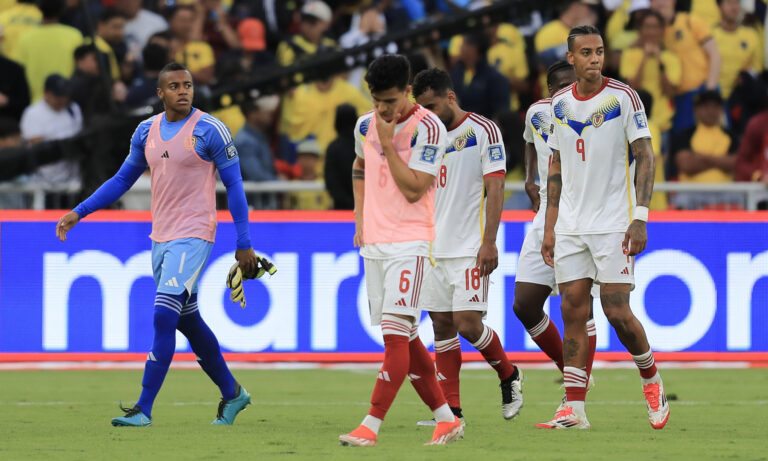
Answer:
[
  {"left": 177, "top": 294, "right": 237, "bottom": 400},
  {"left": 136, "top": 293, "right": 184, "bottom": 418}
]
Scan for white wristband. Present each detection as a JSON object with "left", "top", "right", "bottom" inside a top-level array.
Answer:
[{"left": 634, "top": 206, "right": 649, "bottom": 222}]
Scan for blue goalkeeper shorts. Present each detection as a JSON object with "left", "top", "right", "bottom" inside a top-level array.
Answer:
[{"left": 151, "top": 237, "right": 214, "bottom": 296}]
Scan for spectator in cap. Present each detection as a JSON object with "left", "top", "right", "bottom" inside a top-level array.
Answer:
[
  {"left": 669, "top": 90, "right": 742, "bottom": 209},
  {"left": 276, "top": 0, "right": 336, "bottom": 66},
  {"left": 19, "top": 73, "right": 83, "bottom": 208},
  {"left": 0, "top": 24, "right": 31, "bottom": 121},
  {"left": 216, "top": 18, "right": 274, "bottom": 83},
  {"left": 284, "top": 136, "right": 331, "bottom": 210}
]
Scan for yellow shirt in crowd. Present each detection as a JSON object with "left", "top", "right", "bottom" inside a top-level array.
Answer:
[
  {"left": 712, "top": 24, "right": 763, "bottom": 98},
  {"left": 690, "top": 0, "right": 721, "bottom": 26},
  {"left": 619, "top": 47, "right": 682, "bottom": 131},
  {"left": 14, "top": 23, "right": 83, "bottom": 102},
  {"left": 93, "top": 36, "right": 120, "bottom": 81},
  {"left": 534, "top": 20, "right": 570, "bottom": 96},
  {"left": 175, "top": 41, "right": 214, "bottom": 74},
  {"left": 680, "top": 124, "right": 733, "bottom": 183},
  {"left": 281, "top": 78, "right": 370, "bottom": 152},
  {"left": 664, "top": 13, "right": 712, "bottom": 93},
  {"left": 0, "top": 2, "right": 41, "bottom": 57},
  {"left": 276, "top": 35, "right": 337, "bottom": 67}
]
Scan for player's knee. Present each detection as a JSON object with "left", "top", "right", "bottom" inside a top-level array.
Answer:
[
  {"left": 153, "top": 306, "right": 180, "bottom": 333},
  {"left": 430, "top": 313, "right": 456, "bottom": 339},
  {"left": 603, "top": 307, "right": 634, "bottom": 332},
  {"left": 455, "top": 316, "right": 483, "bottom": 343},
  {"left": 512, "top": 299, "right": 538, "bottom": 326}
]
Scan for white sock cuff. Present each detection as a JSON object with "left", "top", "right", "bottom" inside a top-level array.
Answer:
[
  {"left": 563, "top": 366, "right": 588, "bottom": 388},
  {"left": 362, "top": 415, "right": 382, "bottom": 434},
  {"left": 528, "top": 314, "right": 550, "bottom": 338},
  {"left": 632, "top": 349, "right": 655, "bottom": 369},
  {"left": 434, "top": 336, "right": 461, "bottom": 353},
  {"left": 409, "top": 326, "right": 419, "bottom": 341},
  {"left": 381, "top": 314, "right": 412, "bottom": 337},
  {"left": 471, "top": 324, "right": 494, "bottom": 350},
  {"left": 586, "top": 319, "right": 596, "bottom": 337}
]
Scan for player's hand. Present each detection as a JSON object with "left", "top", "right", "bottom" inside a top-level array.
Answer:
[
  {"left": 623, "top": 220, "right": 647, "bottom": 256},
  {"left": 476, "top": 241, "right": 498, "bottom": 277},
  {"left": 525, "top": 182, "right": 541, "bottom": 212},
  {"left": 353, "top": 216, "right": 364, "bottom": 248},
  {"left": 56, "top": 211, "right": 80, "bottom": 242},
  {"left": 235, "top": 248, "right": 259, "bottom": 279},
  {"left": 374, "top": 110, "right": 399, "bottom": 146},
  {"left": 541, "top": 229, "right": 555, "bottom": 267}
]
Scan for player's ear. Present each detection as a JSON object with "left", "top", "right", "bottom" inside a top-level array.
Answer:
[{"left": 566, "top": 51, "right": 575, "bottom": 66}]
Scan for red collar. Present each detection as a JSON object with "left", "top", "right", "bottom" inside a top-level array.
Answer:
[
  {"left": 397, "top": 103, "right": 419, "bottom": 124},
  {"left": 572, "top": 77, "right": 609, "bottom": 101}
]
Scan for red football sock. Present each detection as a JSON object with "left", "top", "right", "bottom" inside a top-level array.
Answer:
[
  {"left": 407, "top": 333, "right": 448, "bottom": 411},
  {"left": 632, "top": 349, "right": 658, "bottom": 380},
  {"left": 368, "top": 333, "right": 410, "bottom": 420},
  {"left": 586, "top": 319, "right": 597, "bottom": 378},
  {"left": 472, "top": 324, "right": 514, "bottom": 381},
  {"left": 434, "top": 336, "right": 462, "bottom": 408},
  {"left": 528, "top": 315, "right": 564, "bottom": 372}
]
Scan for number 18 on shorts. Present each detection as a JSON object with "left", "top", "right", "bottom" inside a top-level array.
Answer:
[{"left": 364, "top": 256, "right": 429, "bottom": 326}]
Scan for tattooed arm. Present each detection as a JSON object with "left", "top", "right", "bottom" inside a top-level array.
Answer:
[
  {"left": 541, "top": 149, "right": 561, "bottom": 267},
  {"left": 352, "top": 157, "right": 365, "bottom": 248},
  {"left": 623, "top": 136, "right": 656, "bottom": 256}
]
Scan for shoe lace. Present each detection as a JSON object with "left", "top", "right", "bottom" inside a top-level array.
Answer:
[
  {"left": 120, "top": 404, "right": 142, "bottom": 418},
  {"left": 643, "top": 383, "right": 660, "bottom": 411},
  {"left": 554, "top": 406, "right": 574, "bottom": 419}
]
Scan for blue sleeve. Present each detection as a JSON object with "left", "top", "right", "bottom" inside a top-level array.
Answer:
[
  {"left": 400, "top": 0, "right": 426, "bottom": 20},
  {"left": 73, "top": 160, "right": 145, "bottom": 218},
  {"left": 125, "top": 119, "right": 151, "bottom": 169},
  {"left": 195, "top": 115, "right": 239, "bottom": 170},
  {"left": 218, "top": 162, "right": 252, "bottom": 250}
]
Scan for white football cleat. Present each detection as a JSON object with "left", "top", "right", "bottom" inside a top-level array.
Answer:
[
  {"left": 557, "top": 373, "right": 595, "bottom": 412},
  {"left": 535, "top": 405, "right": 590, "bottom": 429},
  {"left": 500, "top": 366, "right": 523, "bottom": 419},
  {"left": 643, "top": 378, "right": 670, "bottom": 429}
]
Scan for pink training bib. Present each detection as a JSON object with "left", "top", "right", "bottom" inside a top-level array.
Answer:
[
  {"left": 145, "top": 110, "right": 217, "bottom": 243},
  {"left": 362, "top": 107, "right": 436, "bottom": 245}
]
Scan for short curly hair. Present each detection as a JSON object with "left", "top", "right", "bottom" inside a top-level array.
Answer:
[{"left": 412, "top": 68, "right": 454, "bottom": 99}]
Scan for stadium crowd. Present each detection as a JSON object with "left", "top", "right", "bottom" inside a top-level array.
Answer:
[{"left": 0, "top": 0, "right": 767, "bottom": 210}]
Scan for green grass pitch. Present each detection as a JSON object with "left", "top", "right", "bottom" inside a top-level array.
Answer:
[{"left": 1, "top": 367, "right": 766, "bottom": 460}]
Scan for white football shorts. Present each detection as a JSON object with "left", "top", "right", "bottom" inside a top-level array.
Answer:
[
  {"left": 554, "top": 232, "right": 635, "bottom": 289},
  {"left": 364, "top": 255, "right": 430, "bottom": 326},
  {"left": 420, "top": 256, "right": 489, "bottom": 313}
]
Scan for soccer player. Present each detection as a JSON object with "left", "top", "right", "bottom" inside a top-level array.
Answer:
[
  {"left": 411, "top": 67, "right": 523, "bottom": 424},
  {"left": 338, "top": 55, "right": 463, "bottom": 447},
  {"left": 516, "top": 61, "right": 597, "bottom": 395},
  {"left": 537, "top": 26, "right": 670, "bottom": 430},
  {"left": 56, "top": 62, "right": 258, "bottom": 427}
]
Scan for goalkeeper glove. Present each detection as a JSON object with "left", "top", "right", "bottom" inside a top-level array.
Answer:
[{"left": 226, "top": 262, "right": 246, "bottom": 308}]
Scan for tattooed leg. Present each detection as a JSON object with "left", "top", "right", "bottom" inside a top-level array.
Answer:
[
  {"left": 601, "top": 283, "right": 650, "bottom": 356},
  {"left": 558, "top": 278, "right": 592, "bottom": 369}
]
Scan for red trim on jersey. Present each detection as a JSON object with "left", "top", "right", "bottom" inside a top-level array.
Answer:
[
  {"left": 421, "top": 113, "right": 439, "bottom": 144},
  {"left": 607, "top": 80, "right": 641, "bottom": 111},
  {"left": 572, "top": 77, "right": 610, "bottom": 101},
  {"left": 396, "top": 103, "right": 419, "bottom": 124},
  {"left": 528, "top": 98, "right": 552, "bottom": 109},
  {"left": 449, "top": 112, "right": 470, "bottom": 131},
  {"left": 468, "top": 113, "right": 499, "bottom": 144},
  {"left": 483, "top": 170, "right": 505, "bottom": 178},
  {"left": 551, "top": 83, "right": 575, "bottom": 100}
]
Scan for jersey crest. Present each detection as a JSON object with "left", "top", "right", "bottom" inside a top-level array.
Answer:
[
  {"left": 554, "top": 95, "right": 622, "bottom": 136},
  {"left": 445, "top": 126, "right": 477, "bottom": 154}
]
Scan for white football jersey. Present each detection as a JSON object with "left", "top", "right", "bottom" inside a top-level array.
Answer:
[
  {"left": 523, "top": 98, "right": 554, "bottom": 207},
  {"left": 547, "top": 78, "right": 651, "bottom": 234},
  {"left": 432, "top": 113, "right": 506, "bottom": 257}
]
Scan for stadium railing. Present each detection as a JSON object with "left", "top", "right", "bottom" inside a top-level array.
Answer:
[{"left": 1, "top": 181, "right": 765, "bottom": 210}]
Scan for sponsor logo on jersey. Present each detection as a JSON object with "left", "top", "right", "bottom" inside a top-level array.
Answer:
[
  {"left": 161, "top": 151, "right": 169, "bottom": 159},
  {"left": 489, "top": 145, "right": 504, "bottom": 162},
  {"left": 226, "top": 144, "right": 237, "bottom": 160},
  {"left": 420, "top": 145, "right": 437, "bottom": 164},
  {"left": 184, "top": 135, "right": 197, "bottom": 151},
  {"left": 634, "top": 112, "right": 647, "bottom": 129}
]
